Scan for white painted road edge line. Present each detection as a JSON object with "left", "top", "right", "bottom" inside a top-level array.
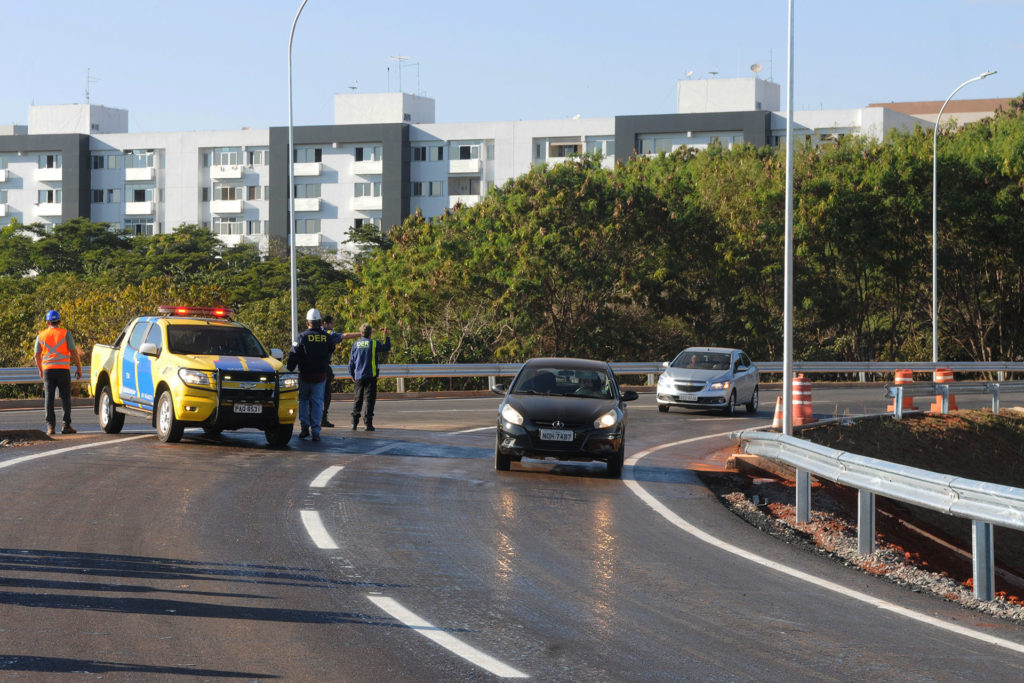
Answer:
[
  {"left": 310, "top": 465, "right": 344, "bottom": 488},
  {"left": 449, "top": 426, "right": 495, "bottom": 435},
  {"left": 300, "top": 510, "right": 339, "bottom": 550},
  {"left": 625, "top": 432, "right": 1024, "bottom": 656},
  {"left": 0, "top": 434, "right": 151, "bottom": 470},
  {"left": 367, "top": 595, "right": 528, "bottom": 679}
]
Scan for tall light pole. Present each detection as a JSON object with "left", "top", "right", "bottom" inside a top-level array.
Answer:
[
  {"left": 931, "top": 70, "right": 995, "bottom": 363},
  {"left": 288, "top": 0, "right": 309, "bottom": 340}
]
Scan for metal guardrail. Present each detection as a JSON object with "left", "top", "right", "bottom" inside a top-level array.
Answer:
[
  {"left": 732, "top": 428, "right": 1024, "bottom": 601},
  {"left": 885, "top": 381, "right": 1024, "bottom": 416},
  {"left": 5, "top": 360, "right": 1024, "bottom": 387}
]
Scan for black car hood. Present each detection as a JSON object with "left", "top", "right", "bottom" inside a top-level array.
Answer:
[{"left": 505, "top": 394, "right": 617, "bottom": 423}]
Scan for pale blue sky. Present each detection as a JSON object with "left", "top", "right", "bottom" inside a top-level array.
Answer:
[{"left": 3, "top": 1, "right": 1021, "bottom": 133}]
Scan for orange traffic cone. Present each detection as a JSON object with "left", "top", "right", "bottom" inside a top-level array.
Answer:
[
  {"left": 771, "top": 396, "right": 783, "bottom": 429},
  {"left": 887, "top": 369, "right": 918, "bottom": 412},
  {"left": 929, "top": 368, "right": 959, "bottom": 412},
  {"left": 793, "top": 374, "right": 817, "bottom": 426}
]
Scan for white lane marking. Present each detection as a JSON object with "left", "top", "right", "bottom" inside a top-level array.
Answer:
[
  {"left": 625, "top": 433, "right": 1024, "bottom": 655},
  {"left": 300, "top": 510, "right": 339, "bottom": 549},
  {"left": 449, "top": 426, "right": 495, "bottom": 435},
  {"left": 310, "top": 465, "right": 343, "bottom": 488},
  {"left": 0, "top": 434, "right": 151, "bottom": 470},
  {"left": 367, "top": 595, "right": 528, "bottom": 679}
]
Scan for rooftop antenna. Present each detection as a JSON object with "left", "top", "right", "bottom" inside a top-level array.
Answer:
[
  {"left": 389, "top": 56, "right": 409, "bottom": 92},
  {"left": 85, "top": 68, "right": 100, "bottom": 103}
]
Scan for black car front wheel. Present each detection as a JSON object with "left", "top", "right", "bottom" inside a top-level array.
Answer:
[
  {"left": 494, "top": 433, "right": 511, "bottom": 471},
  {"left": 606, "top": 443, "right": 624, "bottom": 478}
]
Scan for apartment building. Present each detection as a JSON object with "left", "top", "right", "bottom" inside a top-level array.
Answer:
[{"left": 0, "top": 78, "right": 986, "bottom": 255}]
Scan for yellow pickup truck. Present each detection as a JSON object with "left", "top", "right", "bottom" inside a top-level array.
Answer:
[{"left": 89, "top": 306, "right": 298, "bottom": 447}]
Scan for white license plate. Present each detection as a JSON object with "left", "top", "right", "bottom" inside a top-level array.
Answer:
[
  {"left": 678, "top": 394, "right": 697, "bottom": 402},
  {"left": 233, "top": 403, "right": 262, "bottom": 414},
  {"left": 540, "top": 429, "right": 574, "bottom": 442}
]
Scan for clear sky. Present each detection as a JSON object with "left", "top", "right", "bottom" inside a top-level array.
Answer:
[{"left": 3, "top": 0, "right": 1021, "bottom": 133}]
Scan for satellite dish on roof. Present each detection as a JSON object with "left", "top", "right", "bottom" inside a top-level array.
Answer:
[{"left": 750, "top": 63, "right": 763, "bottom": 73}]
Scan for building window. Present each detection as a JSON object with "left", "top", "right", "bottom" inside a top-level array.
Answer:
[
  {"left": 549, "top": 142, "right": 582, "bottom": 158},
  {"left": 201, "top": 187, "right": 209, "bottom": 202},
  {"left": 212, "top": 147, "right": 242, "bottom": 165},
  {"left": 0, "top": 190, "right": 7, "bottom": 204},
  {"left": 91, "top": 189, "right": 104, "bottom": 203},
  {"left": 91, "top": 155, "right": 105, "bottom": 170},
  {"left": 450, "top": 178, "right": 480, "bottom": 196},
  {"left": 213, "top": 184, "right": 241, "bottom": 200},
  {"left": 355, "top": 145, "right": 382, "bottom": 162},
  {"left": 246, "top": 220, "right": 263, "bottom": 235},
  {"left": 429, "top": 146, "right": 444, "bottom": 161},
  {"left": 454, "top": 144, "right": 479, "bottom": 160},
  {"left": 354, "top": 182, "right": 381, "bottom": 197},
  {"left": 212, "top": 217, "right": 243, "bottom": 235},
  {"left": 127, "top": 220, "right": 155, "bottom": 236},
  {"left": 247, "top": 185, "right": 266, "bottom": 201},
  {"left": 412, "top": 147, "right": 427, "bottom": 162},
  {"left": 38, "top": 189, "right": 62, "bottom": 204},
  {"left": 247, "top": 149, "right": 268, "bottom": 165},
  {"left": 354, "top": 217, "right": 380, "bottom": 229},
  {"left": 295, "top": 218, "right": 321, "bottom": 234},
  {"left": 107, "top": 189, "right": 121, "bottom": 203},
  {"left": 294, "top": 183, "right": 321, "bottom": 198},
  {"left": 125, "top": 150, "right": 155, "bottom": 168},
  {"left": 294, "top": 147, "right": 322, "bottom": 163},
  {"left": 411, "top": 182, "right": 424, "bottom": 196},
  {"left": 428, "top": 181, "right": 443, "bottom": 196},
  {"left": 39, "top": 154, "right": 62, "bottom": 169},
  {"left": 638, "top": 136, "right": 673, "bottom": 155},
  {"left": 127, "top": 186, "right": 153, "bottom": 202}
]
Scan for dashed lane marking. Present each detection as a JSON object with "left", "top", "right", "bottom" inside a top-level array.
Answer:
[{"left": 300, "top": 510, "right": 339, "bottom": 550}]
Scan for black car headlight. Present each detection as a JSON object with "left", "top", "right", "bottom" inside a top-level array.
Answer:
[
  {"left": 594, "top": 409, "right": 619, "bottom": 429},
  {"left": 501, "top": 404, "right": 524, "bottom": 426}
]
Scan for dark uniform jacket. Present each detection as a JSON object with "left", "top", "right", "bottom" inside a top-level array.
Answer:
[
  {"left": 288, "top": 327, "right": 343, "bottom": 383},
  {"left": 348, "top": 335, "right": 392, "bottom": 380}
]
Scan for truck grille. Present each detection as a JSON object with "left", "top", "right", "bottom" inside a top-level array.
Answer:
[{"left": 218, "top": 371, "right": 277, "bottom": 402}]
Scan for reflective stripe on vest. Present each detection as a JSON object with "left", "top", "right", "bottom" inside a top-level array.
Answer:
[
  {"left": 38, "top": 327, "right": 71, "bottom": 371},
  {"left": 371, "top": 339, "right": 378, "bottom": 377}
]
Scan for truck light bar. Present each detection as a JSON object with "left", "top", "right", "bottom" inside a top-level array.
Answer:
[{"left": 158, "top": 305, "right": 234, "bottom": 318}]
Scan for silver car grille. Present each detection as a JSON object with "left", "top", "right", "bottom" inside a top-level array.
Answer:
[{"left": 674, "top": 382, "right": 706, "bottom": 393}]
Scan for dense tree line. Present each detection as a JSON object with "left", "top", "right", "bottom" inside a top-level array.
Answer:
[{"left": 1, "top": 95, "right": 1021, "bottom": 380}]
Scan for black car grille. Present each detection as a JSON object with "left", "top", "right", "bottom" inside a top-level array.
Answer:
[{"left": 533, "top": 419, "right": 587, "bottom": 429}]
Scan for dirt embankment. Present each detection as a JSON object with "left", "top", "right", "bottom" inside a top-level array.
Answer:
[{"left": 699, "top": 410, "right": 1024, "bottom": 622}]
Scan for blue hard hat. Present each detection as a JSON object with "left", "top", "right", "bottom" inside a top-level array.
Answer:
[{"left": 45, "top": 309, "right": 60, "bottom": 322}]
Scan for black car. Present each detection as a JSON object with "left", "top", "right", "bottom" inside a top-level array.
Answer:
[{"left": 492, "top": 358, "right": 639, "bottom": 477}]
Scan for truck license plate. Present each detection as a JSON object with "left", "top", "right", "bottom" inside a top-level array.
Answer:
[
  {"left": 540, "top": 429, "right": 574, "bottom": 442},
  {"left": 233, "top": 403, "right": 262, "bottom": 414}
]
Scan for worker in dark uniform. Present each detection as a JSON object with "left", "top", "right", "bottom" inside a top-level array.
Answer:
[
  {"left": 320, "top": 315, "right": 360, "bottom": 428},
  {"left": 348, "top": 323, "right": 391, "bottom": 431},
  {"left": 287, "top": 309, "right": 334, "bottom": 442}
]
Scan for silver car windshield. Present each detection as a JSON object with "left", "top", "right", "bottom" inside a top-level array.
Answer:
[
  {"left": 512, "top": 367, "right": 614, "bottom": 399},
  {"left": 671, "top": 352, "right": 731, "bottom": 371}
]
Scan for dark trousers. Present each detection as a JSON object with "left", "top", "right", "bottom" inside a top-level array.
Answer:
[
  {"left": 351, "top": 377, "right": 378, "bottom": 424},
  {"left": 323, "top": 366, "right": 334, "bottom": 418},
  {"left": 43, "top": 368, "right": 73, "bottom": 427}
]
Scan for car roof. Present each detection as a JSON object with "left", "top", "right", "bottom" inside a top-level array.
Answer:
[
  {"left": 680, "top": 347, "right": 741, "bottom": 354},
  {"left": 522, "top": 357, "right": 612, "bottom": 370}
]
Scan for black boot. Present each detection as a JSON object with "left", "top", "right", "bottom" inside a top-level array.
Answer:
[{"left": 365, "top": 421, "right": 375, "bottom": 432}]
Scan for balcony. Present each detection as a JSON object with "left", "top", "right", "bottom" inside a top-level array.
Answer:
[
  {"left": 294, "top": 197, "right": 322, "bottom": 212},
  {"left": 449, "top": 194, "right": 481, "bottom": 209},
  {"left": 449, "top": 158, "right": 482, "bottom": 174},
  {"left": 125, "top": 167, "right": 155, "bottom": 181},
  {"left": 35, "top": 167, "right": 62, "bottom": 182},
  {"left": 125, "top": 201, "right": 154, "bottom": 216},
  {"left": 295, "top": 233, "right": 322, "bottom": 247},
  {"left": 294, "top": 162, "right": 322, "bottom": 177},
  {"left": 211, "top": 199, "right": 244, "bottom": 214},
  {"left": 0, "top": 203, "right": 7, "bottom": 217},
  {"left": 0, "top": 169, "right": 8, "bottom": 182},
  {"left": 352, "top": 195, "right": 382, "bottom": 211},
  {"left": 211, "top": 165, "right": 244, "bottom": 180},
  {"left": 353, "top": 159, "right": 383, "bottom": 175},
  {"left": 34, "top": 203, "right": 62, "bottom": 217}
]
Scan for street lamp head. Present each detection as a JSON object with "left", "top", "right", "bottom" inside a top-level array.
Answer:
[{"left": 979, "top": 70, "right": 997, "bottom": 79}]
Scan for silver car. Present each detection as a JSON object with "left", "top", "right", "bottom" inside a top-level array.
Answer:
[{"left": 656, "top": 347, "right": 759, "bottom": 416}]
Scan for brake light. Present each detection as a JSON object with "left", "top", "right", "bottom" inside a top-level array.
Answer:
[{"left": 158, "top": 305, "right": 235, "bottom": 318}]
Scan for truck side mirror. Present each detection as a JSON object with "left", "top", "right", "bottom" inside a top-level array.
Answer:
[
  {"left": 140, "top": 342, "right": 160, "bottom": 357},
  {"left": 269, "top": 348, "right": 284, "bottom": 360}
]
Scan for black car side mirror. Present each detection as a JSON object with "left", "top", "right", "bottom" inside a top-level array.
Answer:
[
  {"left": 491, "top": 383, "right": 508, "bottom": 395},
  {"left": 621, "top": 390, "right": 639, "bottom": 401}
]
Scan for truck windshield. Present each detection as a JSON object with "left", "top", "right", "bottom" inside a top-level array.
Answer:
[{"left": 167, "top": 325, "right": 267, "bottom": 357}]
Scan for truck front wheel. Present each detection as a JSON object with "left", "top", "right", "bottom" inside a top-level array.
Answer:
[
  {"left": 99, "top": 385, "right": 125, "bottom": 434},
  {"left": 265, "top": 424, "right": 294, "bottom": 448},
  {"left": 156, "top": 391, "right": 184, "bottom": 443}
]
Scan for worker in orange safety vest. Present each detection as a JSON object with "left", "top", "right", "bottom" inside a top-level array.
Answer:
[{"left": 34, "top": 309, "right": 83, "bottom": 436}]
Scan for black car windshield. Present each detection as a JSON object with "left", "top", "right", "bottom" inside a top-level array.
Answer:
[
  {"left": 512, "top": 366, "right": 614, "bottom": 399},
  {"left": 671, "top": 351, "right": 731, "bottom": 371},
  {"left": 167, "top": 325, "right": 267, "bottom": 357}
]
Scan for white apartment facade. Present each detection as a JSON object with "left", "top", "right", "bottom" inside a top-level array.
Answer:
[{"left": 0, "top": 78, "right": 982, "bottom": 254}]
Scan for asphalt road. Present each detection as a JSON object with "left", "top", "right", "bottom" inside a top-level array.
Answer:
[{"left": 1, "top": 386, "right": 1022, "bottom": 680}]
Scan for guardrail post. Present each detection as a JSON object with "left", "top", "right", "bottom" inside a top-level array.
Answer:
[
  {"left": 999, "top": 370, "right": 1006, "bottom": 382},
  {"left": 858, "top": 371, "right": 866, "bottom": 383},
  {"left": 939, "top": 384, "right": 949, "bottom": 414},
  {"left": 972, "top": 521, "right": 995, "bottom": 601},
  {"left": 857, "top": 490, "right": 875, "bottom": 554},
  {"left": 488, "top": 376, "right": 496, "bottom": 391},
  {"left": 396, "top": 377, "right": 405, "bottom": 394},
  {"left": 894, "top": 386, "right": 904, "bottom": 419},
  {"left": 991, "top": 384, "right": 1001, "bottom": 414},
  {"left": 795, "top": 469, "right": 811, "bottom": 523},
  {"left": 647, "top": 373, "right": 655, "bottom": 386}
]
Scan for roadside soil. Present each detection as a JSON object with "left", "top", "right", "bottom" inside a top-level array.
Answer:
[{"left": 697, "top": 409, "right": 1024, "bottom": 622}]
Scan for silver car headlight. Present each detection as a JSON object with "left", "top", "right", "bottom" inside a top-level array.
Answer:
[
  {"left": 657, "top": 374, "right": 672, "bottom": 387},
  {"left": 178, "top": 368, "right": 213, "bottom": 387},
  {"left": 594, "top": 410, "right": 619, "bottom": 429},
  {"left": 710, "top": 380, "right": 731, "bottom": 391},
  {"left": 501, "top": 403, "right": 524, "bottom": 426}
]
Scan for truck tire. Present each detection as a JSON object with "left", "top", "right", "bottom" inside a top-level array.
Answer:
[
  {"left": 156, "top": 391, "right": 184, "bottom": 443},
  {"left": 265, "top": 424, "right": 294, "bottom": 448},
  {"left": 99, "top": 385, "right": 125, "bottom": 434}
]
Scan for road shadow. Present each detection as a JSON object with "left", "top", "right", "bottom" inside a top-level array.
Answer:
[{"left": 0, "top": 654, "right": 273, "bottom": 678}]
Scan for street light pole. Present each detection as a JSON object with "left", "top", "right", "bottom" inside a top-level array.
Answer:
[
  {"left": 931, "top": 70, "right": 995, "bottom": 363},
  {"left": 288, "top": 0, "right": 309, "bottom": 341}
]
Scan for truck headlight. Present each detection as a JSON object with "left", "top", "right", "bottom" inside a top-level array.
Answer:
[
  {"left": 594, "top": 410, "right": 619, "bottom": 429},
  {"left": 178, "top": 368, "right": 212, "bottom": 387},
  {"left": 279, "top": 373, "right": 299, "bottom": 391}
]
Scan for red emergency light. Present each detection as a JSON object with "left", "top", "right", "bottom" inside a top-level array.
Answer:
[{"left": 158, "top": 305, "right": 234, "bottom": 319}]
